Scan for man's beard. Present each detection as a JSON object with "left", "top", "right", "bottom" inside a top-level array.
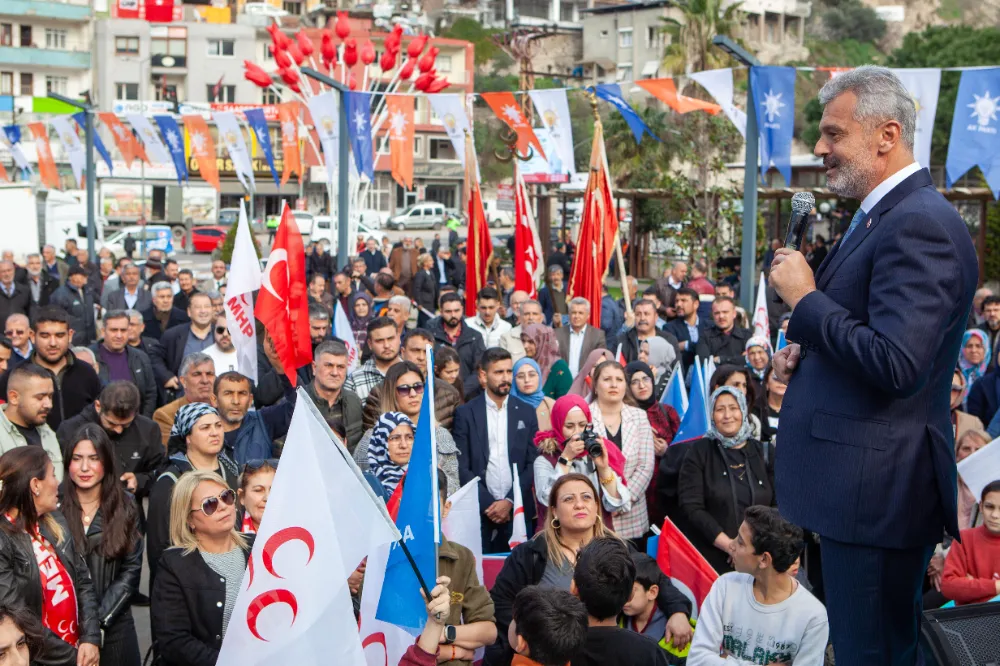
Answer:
[
  {"left": 443, "top": 316, "right": 461, "bottom": 328},
  {"left": 28, "top": 269, "right": 40, "bottom": 278},
  {"left": 488, "top": 380, "right": 511, "bottom": 396},
  {"left": 825, "top": 151, "right": 877, "bottom": 200}
]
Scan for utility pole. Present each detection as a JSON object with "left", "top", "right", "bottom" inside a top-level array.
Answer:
[{"left": 47, "top": 92, "right": 97, "bottom": 262}]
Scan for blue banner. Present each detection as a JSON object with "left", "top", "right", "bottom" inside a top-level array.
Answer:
[
  {"left": 153, "top": 115, "right": 188, "bottom": 185},
  {"left": 660, "top": 361, "right": 688, "bottom": 420},
  {"left": 244, "top": 107, "right": 280, "bottom": 188},
  {"left": 375, "top": 352, "right": 439, "bottom": 633},
  {"left": 751, "top": 66, "right": 796, "bottom": 186},
  {"left": 3, "top": 125, "right": 21, "bottom": 146},
  {"left": 72, "top": 112, "right": 113, "bottom": 175},
  {"left": 775, "top": 329, "right": 787, "bottom": 352},
  {"left": 672, "top": 360, "right": 709, "bottom": 444},
  {"left": 345, "top": 91, "right": 375, "bottom": 180},
  {"left": 593, "top": 83, "right": 660, "bottom": 144},
  {"left": 946, "top": 68, "right": 1000, "bottom": 199}
]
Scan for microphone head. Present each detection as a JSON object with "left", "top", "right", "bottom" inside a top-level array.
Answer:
[{"left": 791, "top": 192, "right": 816, "bottom": 215}]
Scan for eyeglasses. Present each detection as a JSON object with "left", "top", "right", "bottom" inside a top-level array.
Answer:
[
  {"left": 190, "top": 488, "right": 236, "bottom": 516},
  {"left": 395, "top": 382, "right": 425, "bottom": 397},
  {"left": 215, "top": 326, "right": 230, "bottom": 335},
  {"left": 629, "top": 376, "right": 653, "bottom": 387},
  {"left": 3, "top": 329, "right": 24, "bottom": 336},
  {"left": 242, "top": 458, "right": 279, "bottom": 474},
  {"left": 387, "top": 433, "right": 415, "bottom": 445}
]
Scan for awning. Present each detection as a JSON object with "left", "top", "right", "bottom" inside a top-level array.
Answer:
[{"left": 641, "top": 60, "right": 660, "bottom": 77}]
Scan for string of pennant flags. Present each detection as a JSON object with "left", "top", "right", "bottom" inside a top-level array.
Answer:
[{"left": 1, "top": 65, "right": 999, "bottom": 198}]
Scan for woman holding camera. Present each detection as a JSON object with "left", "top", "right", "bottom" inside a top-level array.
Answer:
[{"left": 533, "top": 394, "right": 630, "bottom": 528}]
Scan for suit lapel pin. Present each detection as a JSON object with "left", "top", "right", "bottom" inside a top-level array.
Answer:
[{"left": 866, "top": 219, "right": 871, "bottom": 229}]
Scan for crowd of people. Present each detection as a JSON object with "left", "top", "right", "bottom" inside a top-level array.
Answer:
[{"left": 0, "top": 224, "right": 993, "bottom": 666}]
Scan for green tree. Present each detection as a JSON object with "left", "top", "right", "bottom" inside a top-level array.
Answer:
[
  {"left": 220, "top": 218, "right": 262, "bottom": 264},
  {"left": 661, "top": 0, "right": 746, "bottom": 77},
  {"left": 821, "top": 0, "right": 886, "bottom": 43},
  {"left": 440, "top": 18, "right": 512, "bottom": 69}
]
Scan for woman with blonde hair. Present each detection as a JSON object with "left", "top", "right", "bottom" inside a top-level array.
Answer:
[{"left": 151, "top": 469, "right": 252, "bottom": 666}]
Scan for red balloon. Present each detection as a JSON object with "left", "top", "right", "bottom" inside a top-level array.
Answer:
[
  {"left": 320, "top": 31, "right": 336, "bottom": 65},
  {"left": 287, "top": 41, "right": 304, "bottom": 66},
  {"left": 417, "top": 50, "right": 435, "bottom": 73},
  {"left": 296, "top": 31, "right": 315, "bottom": 57},
  {"left": 343, "top": 38, "right": 358, "bottom": 67},
  {"left": 270, "top": 44, "right": 292, "bottom": 70},
  {"left": 360, "top": 40, "right": 376, "bottom": 65},
  {"left": 414, "top": 71, "right": 434, "bottom": 91},
  {"left": 406, "top": 35, "right": 428, "bottom": 59},
  {"left": 427, "top": 77, "right": 450, "bottom": 93},
  {"left": 380, "top": 50, "right": 396, "bottom": 72},
  {"left": 349, "top": 75, "right": 358, "bottom": 91},
  {"left": 399, "top": 57, "right": 416, "bottom": 80},
  {"left": 244, "top": 61, "right": 273, "bottom": 89},
  {"left": 335, "top": 11, "right": 351, "bottom": 40},
  {"left": 280, "top": 67, "right": 300, "bottom": 87}
]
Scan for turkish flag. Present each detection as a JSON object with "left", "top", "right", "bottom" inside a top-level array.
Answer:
[
  {"left": 116, "top": 0, "right": 140, "bottom": 19},
  {"left": 636, "top": 78, "right": 722, "bottom": 115},
  {"left": 145, "top": 0, "right": 174, "bottom": 23},
  {"left": 481, "top": 92, "right": 545, "bottom": 160},
  {"left": 657, "top": 516, "right": 718, "bottom": 611},
  {"left": 386, "top": 94, "right": 414, "bottom": 190},
  {"left": 513, "top": 165, "right": 542, "bottom": 299},
  {"left": 464, "top": 136, "right": 493, "bottom": 317},
  {"left": 254, "top": 203, "right": 312, "bottom": 385}
]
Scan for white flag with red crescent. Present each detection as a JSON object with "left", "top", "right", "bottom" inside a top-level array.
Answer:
[
  {"left": 217, "top": 392, "right": 399, "bottom": 665},
  {"left": 333, "top": 300, "right": 360, "bottom": 374},
  {"left": 508, "top": 464, "right": 527, "bottom": 549},
  {"left": 752, "top": 271, "right": 770, "bottom": 342}
]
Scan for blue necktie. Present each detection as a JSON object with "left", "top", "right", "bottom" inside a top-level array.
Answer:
[{"left": 841, "top": 208, "right": 866, "bottom": 244}]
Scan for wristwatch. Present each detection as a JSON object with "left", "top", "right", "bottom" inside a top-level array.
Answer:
[
  {"left": 557, "top": 456, "right": 571, "bottom": 467},
  {"left": 442, "top": 625, "right": 457, "bottom": 645}
]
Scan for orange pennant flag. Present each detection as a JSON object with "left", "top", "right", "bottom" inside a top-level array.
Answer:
[
  {"left": 28, "top": 122, "right": 60, "bottom": 190},
  {"left": 277, "top": 102, "right": 302, "bottom": 187},
  {"left": 386, "top": 94, "right": 414, "bottom": 190},
  {"left": 183, "top": 115, "right": 221, "bottom": 191},
  {"left": 99, "top": 112, "right": 149, "bottom": 166},
  {"left": 481, "top": 92, "right": 545, "bottom": 160},
  {"left": 0, "top": 159, "right": 7, "bottom": 183},
  {"left": 636, "top": 78, "right": 722, "bottom": 115}
]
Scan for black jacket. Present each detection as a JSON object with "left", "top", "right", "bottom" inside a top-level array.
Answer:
[
  {"left": 615, "top": 328, "right": 681, "bottom": 367},
  {"left": 432, "top": 255, "right": 457, "bottom": 288},
  {"left": 50, "top": 283, "right": 97, "bottom": 345},
  {"left": 0, "top": 281, "right": 31, "bottom": 325},
  {"left": 141, "top": 306, "right": 190, "bottom": 341},
  {"left": 77, "top": 500, "right": 144, "bottom": 631},
  {"left": 0, "top": 511, "right": 102, "bottom": 665},
  {"left": 151, "top": 536, "right": 255, "bottom": 666},
  {"left": 412, "top": 269, "right": 438, "bottom": 313},
  {"left": 0, "top": 351, "right": 102, "bottom": 431},
  {"left": 485, "top": 535, "right": 690, "bottom": 666},
  {"left": 695, "top": 325, "right": 752, "bottom": 367},
  {"left": 361, "top": 248, "right": 387, "bottom": 276},
  {"left": 133, "top": 336, "right": 172, "bottom": 406},
  {"left": 307, "top": 250, "right": 336, "bottom": 281},
  {"left": 172, "top": 288, "right": 200, "bottom": 313},
  {"left": 677, "top": 436, "right": 775, "bottom": 574},
  {"left": 56, "top": 403, "right": 165, "bottom": 499},
  {"left": 89, "top": 342, "right": 158, "bottom": 417},
  {"left": 664, "top": 317, "right": 710, "bottom": 371},
  {"left": 155, "top": 323, "right": 213, "bottom": 377},
  {"left": 427, "top": 318, "right": 486, "bottom": 398},
  {"left": 17, "top": 272, "right": 59, "bottom": 311}
]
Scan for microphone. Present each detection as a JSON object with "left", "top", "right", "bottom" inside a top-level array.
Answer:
[{"left": 784, "top": 192, "right": 816, "bottom": 252}]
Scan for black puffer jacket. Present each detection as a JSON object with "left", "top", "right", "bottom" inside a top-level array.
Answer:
[
  {"left": 78, "top": 500, "right": 144, "bottom": 631},
  {"left": 0, "top": 511, "right": 102, "bottom": 665}
]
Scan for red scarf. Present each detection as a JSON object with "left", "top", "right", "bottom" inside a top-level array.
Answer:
[
  {"left": 241, "top": 512, "right": 256, "bottom": 534},
  {"left": 5, "top": 515, "right": 78, "bottom": 646}
]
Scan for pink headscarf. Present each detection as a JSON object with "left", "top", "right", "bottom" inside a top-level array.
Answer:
[
  {"left": 522, "top": 323, "right": 561, "bottom": 382},
  {"left": 533, "top": 394, "right": 627, "bottom": 482}
]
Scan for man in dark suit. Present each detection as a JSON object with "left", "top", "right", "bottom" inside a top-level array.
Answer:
[
  {"left": 432, "top": 246, "right": 456, "bottom": 289},
  {"left": 141, "top": 282, "right": 189, "bottom": 341},
  {"left": 153, "top": 292, "right": 215, "bottom": 380},
  {"left": 615, "top": 299, "right": 680, "bottom": 365},
  {"left": 556, "top": 297, "right": 607, "bottom": 377},
  {"left": 19, "top": 253, "right": 59, "bottom": 314},
  {"left": 0, "top": 260, "right": 31, "bottom": 325},
  {"left": 664, "top": 287, "right": 709, "bottom": 371},
  {"left": 453, "top": 347, "right": 538, "bottom": 553},
  {"left": 770, "top": 67, "right": 979, "bottom": 666},
  {"left": 104, "top": 264, "right": 152, "bottom": 313}
]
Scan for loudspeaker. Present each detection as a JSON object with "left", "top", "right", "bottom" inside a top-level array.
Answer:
[{"left": 921, "top": 602, "right": 1000, "bottom": 666}]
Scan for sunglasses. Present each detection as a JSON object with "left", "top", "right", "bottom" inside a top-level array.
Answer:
[
  {"left": 190, "top": 488, "right": 236, "bottom": 516},
  {"left": 215, "top": 326, "right": 230, "bottom": 335},
  {"left": 242, "top": 458, "right": 279, "bottom": 474},
  {"left": 396, "top": 382, "right": 425, "bottom": 397}
]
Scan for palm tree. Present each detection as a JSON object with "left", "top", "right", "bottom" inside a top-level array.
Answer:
[{"left": 661, "top": 0, "right": 746, "bottom": 80}]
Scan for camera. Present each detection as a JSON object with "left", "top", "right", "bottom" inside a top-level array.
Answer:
[{"left": 581, "top": 425, "right": 604, "bottom": 459}]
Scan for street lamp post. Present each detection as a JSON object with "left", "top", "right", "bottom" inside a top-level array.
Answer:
[
  {"left": 712, "top": 35, "right": 761, "bottom": 314},
  {"left": 47, "top": 92, "right": 97, "bottom": 262}
]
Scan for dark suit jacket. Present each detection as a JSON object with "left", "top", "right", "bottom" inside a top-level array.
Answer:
[
  {"left": 777, "top": 168, "right": 978, "bottom": 548},
  {"left": 664, "top": 316, "right": 710, "bottom": 370},
  {"left": 0, "top": 282, "right": 31, "bottom": 325},
  {"left": 17, "top": 273, "right": 59, "bottom": 312},
  {"left": 105, "top": 287, "right": 153, "bottom": 313},
  {"left": 453, "top": 393, "right": 539, "bottom": 522},
  {"left": 141, "top": 306, "right": 190, "bottom": 341},
  {"left": 555, "top": 325, "right": 607, "bottom": 373},
  {"left": 155, "top": 323, "right": 212, "bottom": 377}
]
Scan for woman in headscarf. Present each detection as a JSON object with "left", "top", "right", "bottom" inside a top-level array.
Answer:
[
  {"left": 521, "top": 323, "right": 572, "bottom": 399},
  {"left": 676, "top": 386, "right": 776, "bottom": 573},
  {"left": 532, "top": 395, "right": 630, "bottom": 530},
  {"left": 367, "top": 412, "right": 415, "bottom": 498},
  {"left": 638, "top": 337, "right": 676, "bottom": 394},
  {"left": 512, "top": 357, "right": 556, "bottom": 431},
  {"left": 568, "top": 348, "right": 615, "bottom": 400},
  {"left": 625, "top": 361, "right": 680, "bottom": 529},
  {"left": 959, "top": 329, "right": 991, "bottom": 402},
  {"left": 951, "top": 368, "right": 984, "bottom": 441},
  {"left": 349, "top": 291, "right": 374, "bottom": 350},
  {"left": 745, "top": 335, "right": 771, "bottom": 387}
]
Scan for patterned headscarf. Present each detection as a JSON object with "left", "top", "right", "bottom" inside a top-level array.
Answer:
[
  {"left": 511, "top": 357, "right": 546, "bottom": 408},
  {"left": 705, "top": 386, "right": 754, "bottom": 449},
  {"left": 745, "top": 335, "right": 772, "bottom": 380},
  {"left": 569, "top": 349, "right": 615, "bottom": 398},
  {"left": 959, "top": 329, "right": 992, "bottom": 387},
  {"left": 170, "top": 402, "right": 219, "bottom": 438},
  {"left": 643, "top": 337, "right": 675, "bottom": 380},
  {"left": 367, "top": 412, "right": 414, "bottom": 494},
  {"left": 522, "top": 323, "right": 561, "bottom": 382}
]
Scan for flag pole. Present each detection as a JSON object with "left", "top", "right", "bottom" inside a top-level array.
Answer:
[
  {"left": 397, "top": 539, "right": 435, "bottom": 603},
  {"left": 588, "top": 92, "right": 632, "bottom": 318}
]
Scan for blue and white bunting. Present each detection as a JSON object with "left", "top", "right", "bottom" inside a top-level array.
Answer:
[
  {"left": 593, "top": 83, "right": 661, "bottom": 144},
  {"left": 50, "top": 116, "right": 86, "bottom": 187},
  {"left": 243, "top": 107, "right": 279, "bottom": 188},
  {"left": 345, "top": 91, "right": 375, "bottom": 181},
  {"left": 153, "top": 115, "right": 188, "bottom": 185},
  {"left": 213, "top": 111, "right": 255, "bottom": 191},
  {"left": 946, "top": 67, "right": 1000, "bottom": 199},
  {"left": 72, "top": 112, "right": 114, "bottom": 175},
  {"left": 3, "top": 125, "right": 32, "bottom": 173},
  {"left": 751, "top": 66, "right": 796, "bottom": 185}
]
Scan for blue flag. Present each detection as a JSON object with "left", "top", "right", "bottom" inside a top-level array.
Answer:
[
  {"left": 153, "top": 115, "right": 188, "bottom": 185},
  {"left": 751, "top": 66, "right": 796, "bottom": 186},
  {"left": 593, "top": 83, "right": 660, "bottom": 144},
  {"left": 375, "top": 353, "right": 440, "bottom": 633},
  {"left": 660, "top": 361, "right": 688, "bottom": 420},
  {"left": 672, "top": 360, "right": 709, "bottom": 443},
  {"left": 243, "top": 107, "right": 280, "bottom": 188},
  {"left": 775, "top": 329, "right": 788, "bottom": 352},
  {"left": 946, "top": 68, "right": 1000, "bottom": 199},
  {"left": 72, "top": 112, "right": 113, "bottom": 174},
  {"left": 345, "top": 91, "right": 375, "bottom": 180},
  {"left": 3, "top": 125, "right": 21, "bottom": 146}
]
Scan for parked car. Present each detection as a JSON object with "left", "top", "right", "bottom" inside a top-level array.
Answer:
[
  {"left": 185, "top": 225, "right": 228, "bottom": 253},
  {"left": 218, "top": 208, "right": 240, "bottom": 226},
  {"left": 387, "top": 202, "right": 447, "bottom": 230},
  {"left": 100, "top": 225, "right": 174, "bottom": 259},
  {"left": 482, "top": 200, "right": 514, "bottom": 227},
  {"left": 313, "top": 216, "right": 379, "bottom": 248}
]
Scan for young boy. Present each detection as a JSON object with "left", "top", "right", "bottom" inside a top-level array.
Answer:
[
  {"left": 508, "top": 586, "right": 590, "bottom": 666},
  {"left": 621, "top": 553, "right": 694, "bottom": 657},
  {"left": 688, "top": 506, "right": 829, "bottom": 665}
]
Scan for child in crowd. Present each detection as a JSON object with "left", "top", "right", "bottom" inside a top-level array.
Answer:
[
  {"left": 621, "top": 553, "right": 694, "bottom": 660},
  {"left": 940, "top": 479, "right": 1000, "bottom": 606},
  {"left": 688, "top": 506, "right": 829, "bottom": 666},
  {"left": 508, "top": 586, "right": 590, "bottom": 666}
]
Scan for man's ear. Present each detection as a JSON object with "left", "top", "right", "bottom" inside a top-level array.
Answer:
[
  {"left": 514, "top": 634, "right": 530, "bottom": 656},
  {"left": 93, "top": 400, "right": 101, "bottom": 415},
  {"left": 647, "top": 583, "right": 659, "bottom": 601}
]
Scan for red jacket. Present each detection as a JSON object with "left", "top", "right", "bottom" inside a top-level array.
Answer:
[{"left": 940, "top": 525, "right": 1000, "bottom": 605}]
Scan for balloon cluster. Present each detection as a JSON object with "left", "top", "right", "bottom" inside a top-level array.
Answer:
[{"left": 243, "top": 12, "right": 448, "bottom": 97}]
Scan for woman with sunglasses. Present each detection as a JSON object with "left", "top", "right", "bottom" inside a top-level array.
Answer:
[
  {"left": 62, "top": 424, "right": 143, "bottom": 666},
  {"left": 151, "top": 470, "right": 252, "bottom": 666},
  {"left": 147, "top": 402, "right": 239, "bottom": 584},
  {"left": 0, "top": 446, "right": 101, "bottom": 666},
  {"left": 353, "top": 362, "right": 460, "bottom": 495},
  {"left": 236, "top": 458, "right": 277, "bottom": 534}
]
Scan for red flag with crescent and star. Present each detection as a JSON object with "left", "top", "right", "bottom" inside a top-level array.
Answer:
[
  {"left": 481, "top": 92, "right": 546, "bottom": 160},
  {"left": 254, "top": 203, "right": 312, "bottom": 385},
  {"left": 513, "top": 164, "right": 543, "bottom": 299}
]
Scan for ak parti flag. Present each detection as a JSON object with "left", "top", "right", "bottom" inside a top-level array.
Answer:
[
  {"left": 481, "top": 92, "right": 545, "bottom": 160},
  {"left": 28, "top": 123, "right": 60, "bottom": 190},
  {"left": 0, "top": 161, "right": 8, "bottom": 183},
  {"left": 636, "top": 78, "right": 722, "bottom": 115},
  {"left": 464, "top": 135, "right": 493, "bottom": 317},
  {"left": 657, "top": 516, "right": 718, "bottom": 612},
  {"left": 183, "top": 114, "right": 221, "bottom": 191},
  {"left": 99, "top": 113, "right": 146, "bottom": 167},
  {"left": 255, "top": 204, "right": 312, "bottom": 385},
  {"left": 277, "top": 102, "right": 302, "bottom": 187},
  {"left": 386, "top": 94, "right": 414, "bottom": 190}
]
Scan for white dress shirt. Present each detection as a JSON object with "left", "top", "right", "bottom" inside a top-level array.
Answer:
[
  {"left": 123, "top": 286, "right": 140, "bottom": 309},
  {"left": 485, "top": 396, "right": 513, "bottom": 502},
  {"left": 859, "top": 162, "right": 921, "bottom": 216},
  {"left": 465, "top": 315, "right": 512, "bottom": 349},
  {"left": 568, "top": 326, "right": 587, "bottom": 377}
]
